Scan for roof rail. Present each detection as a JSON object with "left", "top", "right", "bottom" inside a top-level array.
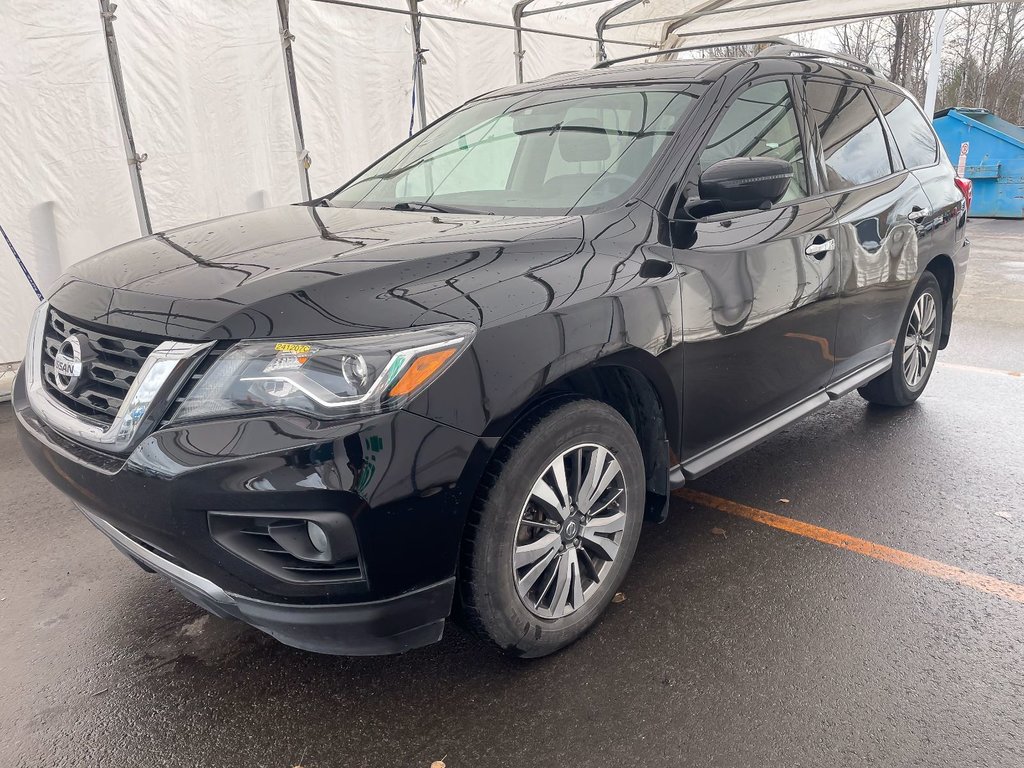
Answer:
[
  {"left": 592, "top": 37, "right": 793, "bottom": 69},
  {"left": 756, "top": 44, "right": 876, "bottom": 76}
]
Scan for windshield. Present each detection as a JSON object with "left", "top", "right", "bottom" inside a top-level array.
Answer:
[{"left": 329, "top": 84, "right": 706, "bottom": 215}]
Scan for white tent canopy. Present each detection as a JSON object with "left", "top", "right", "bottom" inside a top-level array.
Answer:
[{"left": 0, "top": 0, "right": 1002, "bottom": 365}]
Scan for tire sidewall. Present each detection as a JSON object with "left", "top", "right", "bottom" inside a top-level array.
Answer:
[
  {"left": 894, "top": 272, "right": 943, "bottom": 399},
  {"left": 468, "top": 400, "right": 645, "bottom": 657}
]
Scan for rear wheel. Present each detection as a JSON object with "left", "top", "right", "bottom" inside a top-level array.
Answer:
[
  {"left": 459, "top": 399, "right": 645, "bottom": 657},
  {"left": 859, "top": 272, "right": 943, "bottom": 407}
]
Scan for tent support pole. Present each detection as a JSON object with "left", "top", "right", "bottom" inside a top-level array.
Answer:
[
  {"left": 925, "top": 9, "right": 948, "bottom": 117},
  {"left": 513, "top": 1, "right": 534, "bottom": 84},
  {"left": 98, "top": 0, "right": 152, "bottom": 236},
  {"left": 408, "top": 0, "right": 428, "bottom": 131},
  {"left": 277, "top": 0, "right": 312, "bottom": 201},
  {"left": 313, "top": 1, "right": 654, "bottom": 49},
  {"left": 596, "top": 1, "right": 647, "bottom": 63}
]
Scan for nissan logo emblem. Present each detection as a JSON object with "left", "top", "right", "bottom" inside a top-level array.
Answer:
[{"left": 53, "top": 334, "right": 89, "bottom": 394}]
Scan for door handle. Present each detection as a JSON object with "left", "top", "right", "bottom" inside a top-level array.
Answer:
[
  {"left": 805, "top": 238, "right": 835, "bottom": 259},
  {"left": 908, "top": 208, "right": 929, "bottom": 223}
]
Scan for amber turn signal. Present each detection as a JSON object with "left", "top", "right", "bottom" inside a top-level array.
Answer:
[{"left": 388, "top": 347, "right": 457, "bottom": 397}]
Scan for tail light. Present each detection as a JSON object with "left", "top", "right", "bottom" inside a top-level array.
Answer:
[{"left": 954, "top": 176, "right": 973, "bottom": 214}]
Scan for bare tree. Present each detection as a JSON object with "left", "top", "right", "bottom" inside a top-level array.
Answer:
[
  {"left": 834, "top": 5, "right": 1024, "bottom": 123},
  {"left": 941, "top": 2, "right": 1024, "bottom": 122}
]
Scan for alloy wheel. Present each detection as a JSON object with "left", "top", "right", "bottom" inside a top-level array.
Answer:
[
  {"left": 511, "top": 443, "right": 628, "bottom": 619},
  {"left": 903, "top": 292, "right": 937, "bottom": 389}
]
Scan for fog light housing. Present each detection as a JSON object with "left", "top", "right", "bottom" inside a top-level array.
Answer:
[
  {"left": 208, "top": 511, "right": 363, "bottom": 583},
  {"left": 307, "top": 521, "right": 331, "bottom": 557}
]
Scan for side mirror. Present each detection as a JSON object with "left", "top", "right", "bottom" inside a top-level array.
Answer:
[{"left": 695, "top": 157, "right": 793, "bottom": 214}]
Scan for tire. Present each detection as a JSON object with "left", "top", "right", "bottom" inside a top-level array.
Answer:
[
  {"left": 859, "top": 271, "right": 943, "bottom": 407},
  {"left": 459, "top": 399, "right": 645, "bottom": 658}
]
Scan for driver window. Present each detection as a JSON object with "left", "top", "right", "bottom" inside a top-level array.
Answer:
[{"left": 698, "top": 80, "right": 809, "bottom": 202}]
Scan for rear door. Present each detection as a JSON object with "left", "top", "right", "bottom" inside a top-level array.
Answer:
[
  {"left": 670, "top": 76, "right": 841, "bottom": 462},
  {"left": 873, "top": 86, "right": 969, "bottom": 301},
  {"left": 802, "top": 76, "right": 934, "bottom": 380}
]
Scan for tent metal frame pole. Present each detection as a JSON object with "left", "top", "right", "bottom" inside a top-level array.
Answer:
[
  {"left": 98, "top": 0, "right": 152, "bottom": 236},
  {"left": 603, "top": 0, "right": 1000, "bottom": 35},
  {"left": 649, "top": 0, "right": 999, "bottom": 48},
  {"left": 311, "top": 0, "right": 655, "bottom": 48},
  {"left": 408, "top": 0, "right": 429, "bottom": 131},
  {"left": 606, "top": 0, "right": 813, "bottom": 30},
  {"left": 277, "top": 0, "right": 312, "bottom": 201},
  {"left": 515, "top": 0, "right": 620, "bottom": 83},
  {"left": 522, "top": 0, "right": 619, "bottom": 17},
  {"left": 656, "top": 0, "right": 739, "bottom": 45},
  {"left": 924, "top": 9, "right": 948, "bottom": 116},
  {"left": 512, "top": 1, "right": 533, "bottom": 83},
  {"left": 595, "top": 0, "right": 647, "bottom": 62}
]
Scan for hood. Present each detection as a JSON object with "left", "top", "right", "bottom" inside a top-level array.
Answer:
[{"left": 50, "top": 204, "right": 584, "bottom": 340}]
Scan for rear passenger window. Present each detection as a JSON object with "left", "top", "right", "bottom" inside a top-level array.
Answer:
[
  {"left": 805, "top": 80, "right": 894, "bottom": 189},
  {"left": 872, "top": 89, "right": 939, "bottom": 169}
]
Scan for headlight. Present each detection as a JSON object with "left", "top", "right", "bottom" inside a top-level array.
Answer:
[{"left": 171, "top": 323, "right": 475, "bottom": 422}]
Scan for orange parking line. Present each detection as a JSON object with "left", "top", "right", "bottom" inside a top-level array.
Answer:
[
  {"left": 938, "top": 361, "right": 1023, "bottom": 378},
  {"left": 675, "top": 488, "right": 1024, "bottom": 604}
]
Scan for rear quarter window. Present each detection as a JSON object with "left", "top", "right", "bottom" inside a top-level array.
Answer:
[
  {"left": 805, "top": 79, "right": 894, "bottom": 190},
  {"left": 872, "top": 89, "right": 939, "bottom": 169}
]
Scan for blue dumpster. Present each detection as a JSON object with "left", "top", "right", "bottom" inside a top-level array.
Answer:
[{"left": 933, "top": 108, "right": 1024, "bottom": 218}]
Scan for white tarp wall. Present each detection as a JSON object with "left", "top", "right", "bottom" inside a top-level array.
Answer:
[
  {"left": 0, "top": 0, "right": 601, "bottom": 365},
  {"left": 0, "top": 0, "right": 996, "bottom": 365},
  {"left": 0, "top": 5, "right": 141, "bottom": 364},
  {"left": 114, "top": 0, "right": 302, "bottom": 229}
]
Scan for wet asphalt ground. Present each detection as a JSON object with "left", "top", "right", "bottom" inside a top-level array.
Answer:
[{"left": 1, "top": 219, "right": 1022, "bottom": 768}]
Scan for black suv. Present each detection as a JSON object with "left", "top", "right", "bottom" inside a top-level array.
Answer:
[{"left": 15, "top": 46, "right": 970, "bottom": 657}]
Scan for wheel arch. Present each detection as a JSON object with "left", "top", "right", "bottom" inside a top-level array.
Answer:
[
  {"left": 480, "top": 349, "right": 679, "bottom": 523},
  {"left": 924, "top": 254, "right": 955, "bottom": 349}
]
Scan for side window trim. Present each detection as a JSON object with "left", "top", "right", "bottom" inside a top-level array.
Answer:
[
  {"left": 803, "top": 76, "right": 904, "bottom": 193},
  {"left": 791, "top": 75, "right": 826, "bottom": 197},
  {"left": 865, "top": 86, "right": 906, "bottom": 172}
]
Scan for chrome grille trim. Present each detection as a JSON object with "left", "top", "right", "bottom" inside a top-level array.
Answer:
[{"left": 24, "top": 301, "right": 215, "bottom": 454}]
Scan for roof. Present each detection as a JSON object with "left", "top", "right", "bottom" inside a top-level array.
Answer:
[
  {"left": 484, "top": 58, "right": 727, "bottom": 98},
  {"left": 483, "top": 52, "right": 887, "bottom": 99}
]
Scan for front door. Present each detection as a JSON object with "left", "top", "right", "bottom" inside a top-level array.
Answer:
[{"left": 670, "top": 78, "right": 842, "bottom": 462}]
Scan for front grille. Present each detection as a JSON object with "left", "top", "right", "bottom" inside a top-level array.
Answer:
[{"left": 42, "top": 310, "right": 160, "bottom": 425}]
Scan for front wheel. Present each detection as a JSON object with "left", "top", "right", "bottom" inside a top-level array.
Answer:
[
  {"left": 458, "top": 399, "right": 645, "bottom": 657},
  {"left": 859, "top": 271, "right": 943, "bottom": 407}
]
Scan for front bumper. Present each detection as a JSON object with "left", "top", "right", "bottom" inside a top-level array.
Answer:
[
  {"left": 86, "top": 508, "right": 453, "bottom": 654},
  {"left": 14, "top": 367, "right": 490, "bottom": 655}
]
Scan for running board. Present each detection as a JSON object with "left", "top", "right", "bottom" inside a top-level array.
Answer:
[
  {"left": 825, "top": 357, "right": 891, "bottom": 400},
  {"left": 669, "top": 357, "right": 892, "bottom": 487}
]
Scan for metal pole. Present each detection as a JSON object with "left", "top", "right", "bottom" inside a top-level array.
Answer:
[
  {"left": 277, "top": 0, "right": 312, "bottom": 201},
  {"left": 513, "top": 1, "right": 534, "bottom": 84},
  {"left": 98, "top": 0, "right": 152, "bottom": 236},
  {"left": 595, "top": 0, "right": 647, "bottom": 63},
  {"left": 523, "top": 0, "right": 618, "bottom": 16},
  {"left": 644, "top": 2, "right": 993, "bottom": 47},
  {"left": 312, "top": 0, "right": 655, "bottom": 49},
  {"left": 408, "top": 0, "right": 428, "bottom": 131},
  {"left": 924, "top": 9, "right": 948, "bottom": 117}
]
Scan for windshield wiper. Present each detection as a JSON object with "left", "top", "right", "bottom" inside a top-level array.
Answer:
[{"left": 383, "top": 201, "right": 486, "bottom": 215}]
